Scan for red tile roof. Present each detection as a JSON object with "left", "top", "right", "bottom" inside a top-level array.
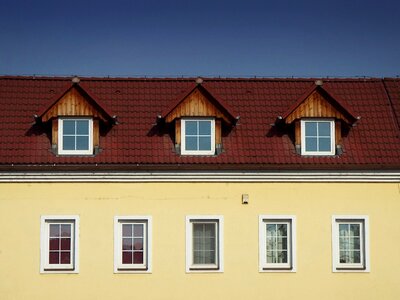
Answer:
[{"left": 0, "top": 76, "right": 399, "bottom": 170}]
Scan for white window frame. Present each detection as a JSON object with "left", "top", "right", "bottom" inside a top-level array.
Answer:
[
  {"left": 58, "top": 118, "right": 93, "bottom": 155},
  {"left": 259, "top": 215, "right": 296, "bottom": 272},
  {"left": 332, "top": 215, "right": 370, "bottom": 272},
  {"left": 40, "top": 215, "right": 79, "bottom": 274},
  {"left": 186, "top": 215, "right": 223, "bottom": 273},
  {"left": 301, "top": 119, "right": 335, "bottom": 156},
  {"left": 181, "top": 118, "right": 215, "bottom": 155},
  {"left": 114, "top": 216, "right": 152, "bottom": 273}
]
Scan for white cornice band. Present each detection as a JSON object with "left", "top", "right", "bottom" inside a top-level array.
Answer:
[{"left": 0, "top": 171, "right": 399, "bottom": 182}]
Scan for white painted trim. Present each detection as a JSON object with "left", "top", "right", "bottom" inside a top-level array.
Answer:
[
  {"left": 331, "top": 215, "right": 370, "bottom": 273},
  {"left": 1, "top": 170, "right": 399, "bottom": 183},
  {"left": 181, "top": 118, "right": 215, "bottom": 155},
  {"left": 185, "top": 215, "right": 224, "bottom": 273},
  {"left": 259, "top": 215, "right": 297, "bottom": 273},
  {"left": 40, "top": 215, "right": 79, "bottom": 274},
  {"left": 58, "top": 118, "right": 93, "bottom": 155},
  {"left": 114, "top": 216, "right": 152, "bottom": 274},
  {"left": 301, "top": 119, "right": 335, "bottom": 156}
]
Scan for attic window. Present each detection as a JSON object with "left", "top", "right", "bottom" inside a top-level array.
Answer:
[
  {"left": 58, "top": 118, "right": 93, "bottom": 155},
  {"left": 181, "top": 118, "right": 215, "bottom": 155},
  {"left": 300, "top": 119, "right": 335, "bottom": 156}
]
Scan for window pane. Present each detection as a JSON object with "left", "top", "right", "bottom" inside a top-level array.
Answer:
[
  {"left": 353, "top": 251, "right": 361, "bottom": 263},
  {"left": 277, "top": 237, "right": 287, "bottom": 250},
  {"left": 122, "top": 224, "right": 132, "bottom": 237},
  {"left": 305, "top": 122, "right": 317, "bottom": 136},
  {"left": 319, "top": 137, "right": 331, "bottom": 152},
  {"left": 122, "top": 251, "right": 132, "bottom": 264},
  {"left": 60, "top": 251, "right": 71, "bottom": 264},
  {"left": 266, "top": 251, "right": 275, "bottom": 263},
  {"left": 76, "top": 136, "right": 89, "bottom": 150},
  {"left": 350, "top": 237, "right": 360, "bottom": 250},
  {"left": 134, "top": 224, "right": 143, "bottom": 237},
  {"left": 61, "top": 224, "right": 71, "bottom": 237},
  {"left": 49, "top": 238, "right": 59, "bottom": 250},
  {"left": 350, "top": 224, "right": 360, "bottom": 236},
  {"left": 277, "top": 224, "right": 287, "bottom": 237},
  {"left": 199, "top": 121, "right": 211, "bottom": 135},
  {"left": 318, "top": 122, "right": 331, "bottom": 137},
  {"left": 199, "top": 137, "right": 211, "bottom": 151},
  {"left": 63, "top": 120, "right": 75, "bottom": 135},
  {"left": 204, "top": 224, "right": 215, "bottom": 238},
  {"left": 50, "top": 224, "right": 60, "bottom": 237},
  {"left": 339, "top": 237, "right": 348, "bottom": 250},
  {"left": 278, "top": 251, "right": 288, "bottom": 263},
  {"left": 185, "top": 137, "right": 198, "bottom": 151},
  {"left": 305, "top": 137, "right": 318, "bottom": 151},
  {"left": 76, "top": 120, "right": 89, "bottom": 135},
  {"left": 123, "top": 238, "right": 133, "bottom": 250},
  {"left": 339, "top": 224, "right": 349, "bottom": 237},
  {"left": 266, "top": 224, "right": 276, "bottom": 236},
  {"left": 63, "top": 136, "right": 75, "bottom": 150},
  {"left": 133, "top": 238, "right": 143, "bottom": 250},
  {"left": 61, "top": 238, "right": 71, "bottom": 250},
  {"left": 266, "top": 236, "right": 275, "bottom": 250},
  {"left": 204, "top": 250, "right": 215, "bottom": 264},
  {"left": 49, "top": 251, "right": 59, "bottom": 264},
  {"left": 133, "top": 251, "right": 143, "bottom": 264},
  {"left": 185, "top": 121, "right": 197, "bottom": 135}
]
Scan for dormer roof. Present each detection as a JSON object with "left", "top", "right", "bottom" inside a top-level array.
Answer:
[
  {"left": 38, "top": 80, "right": 115, "bottom": 123},
  {"left": 161, "top": 80, "right": 238, "bottom": 125},
  {"left": 281, "top": 82, "right": 359, "bottom": 125}
]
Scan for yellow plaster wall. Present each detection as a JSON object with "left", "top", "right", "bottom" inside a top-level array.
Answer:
[{"left": 0, "top": 182, "right": 399, "bottom": 300}]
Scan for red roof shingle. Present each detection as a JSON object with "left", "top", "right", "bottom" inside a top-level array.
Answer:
[{"left": 0, "top": 76, "right": 399, "bottom": 170}]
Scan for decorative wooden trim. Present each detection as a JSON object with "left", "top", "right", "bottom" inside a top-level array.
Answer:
[
  {"left": 52, "top": 118, "right": 58, "bottom": 145},
  {"left": 165, "top": 88, "right": 231, "bottom": 123},
  {"left": 215, "top": 119, "right": 222, "bottom": 145},
  {"left": 93, "top": 119, "right": 99, "bottom": 148},
  {"left": 175, "top": 119, "right": 181, "bottom": 145},
  {"left": 335, "top": 121, "right": 342, "bottom": 146},
  {"left": 294, "top": 120, "right": 301, "bottom": 147},
  {"left": 285, "top": 91, "right": 350, "bottom": 124},
  {"left": 42, "top": 86, "right": 108, "bottom": 122}
]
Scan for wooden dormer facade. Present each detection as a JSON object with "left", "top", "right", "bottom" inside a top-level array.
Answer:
[
  {"left": 162, "top": 80, "right": 238, "bottom": 155},
  {"left": 281, "top": 81, "right": 359, "bottom": 155},
  {"left": 38, "top": 79, "right": 115, "bottom": 155}
]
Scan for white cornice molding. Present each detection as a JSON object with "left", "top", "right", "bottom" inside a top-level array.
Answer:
[{"left": 0, "top": 171, "right": 399, "bottom": 182}]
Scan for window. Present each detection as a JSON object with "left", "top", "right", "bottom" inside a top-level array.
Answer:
[
  {"left": 58, "top": 118, "right": 93, "bottom": 155},
  {"left": 301, "top": 119, "right": 335, "bottom": 155},
  {"left": 114, "top": 216, "right": 152, "bottom": 273},
  {"left": 40, "top": 215, "right": 79, "bottom": 273},
  {"left": 332, "top": 215, "right": 370, "bottom": 272},
  {"left": 181, "top": 118, "right": 215, "bottom": 155},
  {"left": 259, "top": 215, "right": 296, "bottom": 272},
  {"left": 186, "top": 215, "right": 223, "bottom": 272}
]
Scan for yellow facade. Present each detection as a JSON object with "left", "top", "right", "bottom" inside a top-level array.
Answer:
[{"left": 1, "top": 182, "right": 399, "bottom": 300}]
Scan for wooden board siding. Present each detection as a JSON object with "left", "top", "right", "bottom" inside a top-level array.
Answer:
[
  {"left": 285, "top": 91, "right": 350, "bottom": 124},
  {"left": 52, "top": 118, "right": 58, "bottom": 145},
  {"left": 42, "top": 87, "right": 107, "bottom": 122},
  {"left": 165, "top": 88, "right": 231, "bottom": 123},
  {"left": 175, "top": 119, "right": 181, "bottom": 145},
  {"left": 93, "top": 119, "right": 99, "bottom": 148},
  {"left": 215, "top": 119, "right": 222, "bottom": 145}
]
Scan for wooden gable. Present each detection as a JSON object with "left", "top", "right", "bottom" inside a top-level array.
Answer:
[
  {"left": 165, "top": 87, "right": 233, "bottom": 124},
  {"left": 41, "top": 86, "right": 110, "bottom": 122},
  {"left": 285, "top": 90, "right": 351, "bottom": 124}
]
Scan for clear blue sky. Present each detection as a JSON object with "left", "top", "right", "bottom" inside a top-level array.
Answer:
[{"left": 1, "top": 0, "right": 399, "bottom": 77}]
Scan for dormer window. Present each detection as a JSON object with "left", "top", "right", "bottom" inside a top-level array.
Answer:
[
  {"left": 161, "top": 80, "right": 238, "bottom": 157},
  {"left": 181, "top": 118, "right": 215, "bottom": 155},
  {"left": 301, "top": 119, "right": 335, "bottom": 156},
  {"left": 279, "top": 81, "right": 359, "bottom": 157},
  {"left": 36, "top": 79, "right": 115, "bottom": 157},
  {"left": 58, "top": 118, "right": 93, "bottom": 155}
]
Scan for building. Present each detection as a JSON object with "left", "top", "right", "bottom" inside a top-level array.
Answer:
[{"left": 0, "top": 76, "right": 399, "bottom": 300}]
